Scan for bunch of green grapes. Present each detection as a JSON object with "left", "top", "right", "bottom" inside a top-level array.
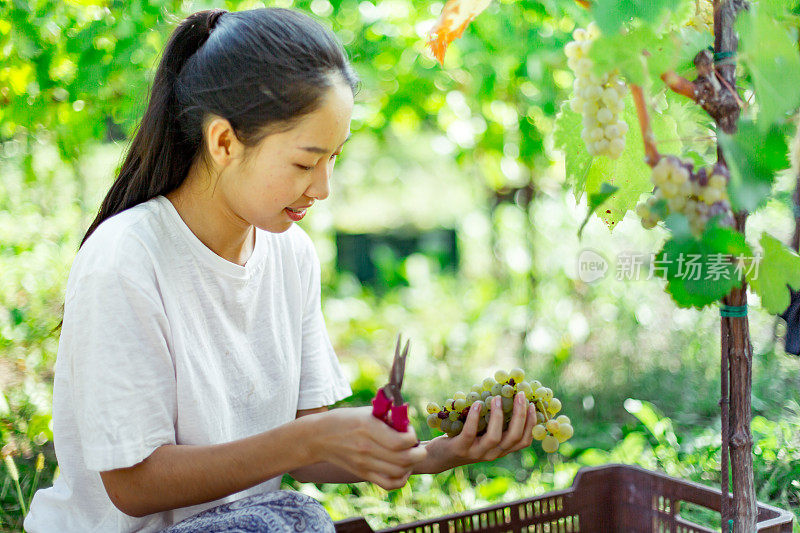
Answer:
[
  {"left": 565, "top": 22, "right": 628, "bottom": 160},
  {"left": 686, "top": 0, "right": 714, "bottom": 33},
  {"left": 635, "top": 156, "right": 733, "bottom": 236},
  {"left": 425, "top": 368, "right": 574, "bottom": 454}
]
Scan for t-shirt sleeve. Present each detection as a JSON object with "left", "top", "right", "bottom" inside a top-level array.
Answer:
[
  {"left": 296, "top": 245, "right": 352, "bottom": 410},
  {"left": 63, "top": 268, "right": 177, "bottom": 472}
]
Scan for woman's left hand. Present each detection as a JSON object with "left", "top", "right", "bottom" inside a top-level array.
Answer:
[{"left": 415, "top": 392, "right": 538, "bottom": 474}]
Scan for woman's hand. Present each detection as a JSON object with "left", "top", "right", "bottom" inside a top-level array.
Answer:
[
  {"left": 303, "top": 406, "right": 427, "bottom": 491},
  {"left": 417, "top": 392, "right": 537, "bottom": 474}
]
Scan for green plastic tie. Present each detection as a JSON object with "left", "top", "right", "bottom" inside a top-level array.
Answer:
[
  {"left": 706, "top": 46, "right": 736, "bottom": 63},
  {"left": 714, "top": 51, "right": 736, "bottom": 62},
  {"left": 720, "top": 304, "right": 748, "bottom": 318},
  {"left": 728, "top": 518, "right": 734, "bottom": 533}
]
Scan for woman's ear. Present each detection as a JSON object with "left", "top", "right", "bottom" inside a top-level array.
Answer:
[{"left": 204, "top": 116, "right": 244, "bottom": 167}]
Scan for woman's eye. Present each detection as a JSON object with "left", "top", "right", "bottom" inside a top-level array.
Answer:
[{"left": 297, "top": 154, "right": 338, "bottom": 171}]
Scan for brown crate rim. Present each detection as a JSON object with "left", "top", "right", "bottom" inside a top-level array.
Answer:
[{"left": 334, "top": 464, "right": 794, "bottom": 533}]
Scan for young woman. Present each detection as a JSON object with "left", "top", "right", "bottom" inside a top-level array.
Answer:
[{"left": 24, "top": 8, "right": 538, "bottom": 532}]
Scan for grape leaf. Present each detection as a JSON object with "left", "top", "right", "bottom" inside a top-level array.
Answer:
[
  {"left": 555, "top": 94, "right": 680, "bottom": 231},
  {"left": 657, "top": 219, "right": 749, "bottom": 309},
  {"left": 736, "top": 5, "right": 800, "bottom": 129},
  {"left": 591, "top": 25, "right": 677, "bottom": 86},
  {"left": 553, "top": 101, "right": 592, "bottom": 195},
  {"left": 591, "top": 0, "right": 681, "bottom": 35},
  {"left": 426, "top": 0, "right": 492, "bottom": 65},
  {"left": 578, "top": 182, "right": 619, "bottom": 238},
  {"left": 718, "top": 119, "right": 790, "bottom": 213},
  {"left": 746, "top": 233, "right": 800, "bottom": 314}
]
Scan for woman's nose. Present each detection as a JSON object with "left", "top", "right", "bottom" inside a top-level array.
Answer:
[{"left": 306, "top": 164, "right": 331, "bottom": 201}]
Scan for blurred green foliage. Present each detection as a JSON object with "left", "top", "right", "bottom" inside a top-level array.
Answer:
[{"left": 1, "top": 0, "right": 800, "bottom": 532}]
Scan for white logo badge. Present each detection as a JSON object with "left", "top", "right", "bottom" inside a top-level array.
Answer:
[{"left": 577, "top": 249, "right": 608, "bottom": 283}]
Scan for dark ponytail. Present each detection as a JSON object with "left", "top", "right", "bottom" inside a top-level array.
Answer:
[
  {"left": 79, "top": 7, "right": 359, "bottom": 248},
  {"left": 52, "top": 7, "right": 358, "bottom": 333}
]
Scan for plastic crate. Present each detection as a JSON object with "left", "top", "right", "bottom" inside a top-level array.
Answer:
[{"left": 334, "top": 464, "right": 794, "bottom": 532}]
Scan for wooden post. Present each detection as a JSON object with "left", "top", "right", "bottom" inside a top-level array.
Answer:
[{"left": 714, "top": 0, "right": 757, "bottom": 530}]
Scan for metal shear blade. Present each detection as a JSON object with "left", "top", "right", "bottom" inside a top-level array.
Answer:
[{"left": 386, "top": 334, "right": 409, "bottom": 405}]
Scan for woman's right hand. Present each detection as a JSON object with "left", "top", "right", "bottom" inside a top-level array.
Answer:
[{"left": 304, "top": 406, "right": 427, "bottom": 490}]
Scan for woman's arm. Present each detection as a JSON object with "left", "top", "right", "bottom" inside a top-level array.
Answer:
[
  {"left": 288, "top": 407, "right": 364, "bottom": 484},
  {"left": 101, "top": 406, "right": 425, "bottom": 517},
  {"left": 100, "top": 416, "right": 318, "bottom": 518}
]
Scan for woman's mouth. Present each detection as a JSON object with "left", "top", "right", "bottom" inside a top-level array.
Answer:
[{"left": 284, "top": 207, "right": 307, "bottom": 221}]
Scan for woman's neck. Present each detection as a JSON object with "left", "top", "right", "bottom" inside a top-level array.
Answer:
[{"left": 165, "top": 169, "right": 255, "bottom": 267}]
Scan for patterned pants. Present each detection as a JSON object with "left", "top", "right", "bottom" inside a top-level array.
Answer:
[{"left": 160, "top": 490, "right": 335, "bottom": 532}]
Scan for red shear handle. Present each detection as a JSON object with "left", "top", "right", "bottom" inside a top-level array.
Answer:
[
  {"left": 390, "top": 404, "right": 409, "bottom": 432},
  {"left": 371, "top": 388, "right": 392, "bottom": 419},
  {"left": 371, "top": 388, "right": 409, "bottom": 432}
]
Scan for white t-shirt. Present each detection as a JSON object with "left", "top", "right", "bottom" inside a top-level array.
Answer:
[{"left": 24, "top": 195, "right": 352, "bottom": 533}]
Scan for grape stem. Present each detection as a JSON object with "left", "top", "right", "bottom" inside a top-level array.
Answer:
[
  {"left": 535, "top": 399, "right": 550, "bottom": 422},
  {"left": 630, "top": 84, "right": 661, "bottom": 167}
]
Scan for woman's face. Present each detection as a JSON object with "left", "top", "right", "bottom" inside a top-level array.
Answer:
[{"left": 221, "top": 81, "right": 354, "bottom": 234}]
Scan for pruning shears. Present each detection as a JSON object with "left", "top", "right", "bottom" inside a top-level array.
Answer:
[{"left": 371, "top": 334, "right": 410, "bottom": 432}]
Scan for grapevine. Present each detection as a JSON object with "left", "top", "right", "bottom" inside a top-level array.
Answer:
[
  {"left": 565, "top": 23, "right": 628, "bottom": 160},
  {"left": 425, "top": 368, "right": 573, "bottom": 454}
]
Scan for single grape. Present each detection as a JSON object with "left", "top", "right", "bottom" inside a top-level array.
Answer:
[
  {"left": 555, "top": 423, "right": 574, "bottom": 442},
  {"left": 532, "top": 424, "right": 547, "bottom": 440},
  {"left": 448, "top": 410, "right": 460, "bottom": 422},
  {"left": 596, "top": 108, "right": 613, "bottom": 124},
  {"left": 449, "top": 420, "right": 463, "bottom": 436},
  {"left": 494, "top": 370, "right": 510, "bottom": 383},
  {"left": 482, "top": 377, "right": 496, "bottom": 391},
  {"left": 445, "top": 398, "right": 454, "bottom": 410},
  {"left": 491, "top": 383, "right": 503, "bottom": 396},
  {"left": 556, "top": 415, "right": 571, "bottom": 425},
  {"left": 546, "top": 419, "right": 560, "bottom": 433},
  {"left": 564, "top": 40, "right": 581, "bottom": 58},
  {"left": 470, "top": 384, "right": 483, "bottom": 394},
  {"left": 608, "top": 138, "right": 625, "bottom": 158},
  {"left": 501, "top": 396, "right": 514, "bottom": 413},
  {"left": 480, "top": 390, "right": 492, "bottom": 401},
  {"left": 426, "top": 402, "right": 440, "bottom": 415},
  {"left": 534, "top": 387, "right": 548, "bottom": 400},
  {"left": 548, "top": 398, "right": 562, "bottom": 414},
  {"left": 542, "top": 388, "right": 554, "bottom": 402},
  {"left": 453, "top": 391, "right": 466, "bottom": 401},
  {"left": 466, "top": 392, "right": 481, "bottom": 405},
  {"left": 661, "top": 181, "right": 679, "bottom": 198},
  {"left": 667, "top": 195, "right": 687, "bottom": 212},
  {"left": 542, "top": 435, "right": 560, "bottom": 454},
  {"left": 477, "top": 417, "right": 488, "bottom": 433},
  {"left": 440, "top": 418, "right": 452, "bottom": 433},
  {"left": 501, "top": 384, "right": 515, "bottom": 398},
  {"left": 509, "top": 368, "right": 525, "bottom": 382},
  {"left": 453, "top": 398, "right": 467, "bottom": 412},
  {"left": 593, "top": 139, "right": 610, "bottom": 154},
  {"left": 427, "top": 413, "right": 441, "bottom": 428}
]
